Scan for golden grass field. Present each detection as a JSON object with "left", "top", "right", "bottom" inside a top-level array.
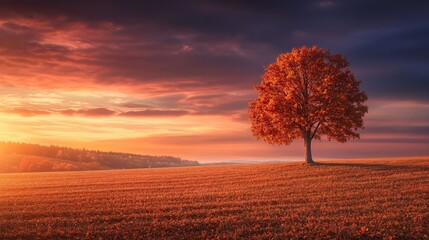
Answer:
[{"left": 0, "top": 157, "right": 428, "bottom": 239}]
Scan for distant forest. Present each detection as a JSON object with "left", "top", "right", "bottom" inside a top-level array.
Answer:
[{"left": 0, "top": 142, "right": 199, "bottom": 173}]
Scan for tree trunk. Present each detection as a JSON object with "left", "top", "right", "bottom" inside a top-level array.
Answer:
[{"left": 304, "top": 133, "right": 315, "bottom": 165}]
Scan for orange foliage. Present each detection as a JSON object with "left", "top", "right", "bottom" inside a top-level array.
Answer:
[{"left": 249, "top": 46, "right": 368, "bottom": 163}]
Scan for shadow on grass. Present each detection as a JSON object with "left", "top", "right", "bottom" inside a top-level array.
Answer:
[{"left": 311, "top": 162, "right": 428, "bottom": 171}]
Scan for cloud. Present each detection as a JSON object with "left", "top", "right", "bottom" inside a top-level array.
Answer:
[
  {"left": 318, "top": 1, "right": 335, "bottom": 8},
  {"left": 2, "top": 108, "right": 51, "bottom": 117},
  {"left": 118, "top": 102, "right": 152, "bottom": 108},
  {"left": 119, "top": 110, "right": 189, "bottom": 117},
  {"left": 192, "top": 99, "right": 250, "bottom": 115},
  {"left": 1, "top": 0, "right": 427, "bottom": 101},
  {"left": 59, "top": 108, "right": 117, "bottom": 117},
  {"left": 0, "top": 1, "right": 429, "bottom": 161},
  {"left": 364, "top": 126, "right": 429, "bottom": 136}
]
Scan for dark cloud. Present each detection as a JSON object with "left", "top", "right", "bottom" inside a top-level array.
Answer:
[
  {"left": 0, "top": 1, "right": 428, "bottom": 102},
  {"left": 362, "top": 72, "right": 429, "bottom": 101},
  {"left": 0, "top": 0, "right": 429, "bottom": 100},
  {"left": 364, "top": 126, "right": 429, "bottom": 136},
  {"left": 349, "top": 23, "right": 429, "bottom": 63},
  {"left": 93, "top": 50, "right": 260, "bottom": 87}
]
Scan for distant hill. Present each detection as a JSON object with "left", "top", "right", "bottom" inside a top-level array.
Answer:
[{"left": 0, "top": 142, "right": 199, "bottom": 173}]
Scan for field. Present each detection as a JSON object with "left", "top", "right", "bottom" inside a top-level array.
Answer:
[{"left": 0, "top": 157, "right": 428, "bottom": 239}]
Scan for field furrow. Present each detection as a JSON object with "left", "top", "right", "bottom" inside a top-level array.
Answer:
[{"left": 0, "top": 158, "right": 428, "bottom": 239}]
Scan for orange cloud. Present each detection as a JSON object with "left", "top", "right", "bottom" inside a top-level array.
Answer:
[
  {"left": 2, "top": 108, "right": 51, "bottom": 117},
  {"left": 119, "top": 110, "right": 189, "bottom": 117},
  {"left": 59, "top": 108, "right": 117, "bottom": 117}
]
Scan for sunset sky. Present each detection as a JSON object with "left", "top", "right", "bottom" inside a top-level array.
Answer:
[{"left": 0, "top": 1, "right": 428, "bottom": 162}]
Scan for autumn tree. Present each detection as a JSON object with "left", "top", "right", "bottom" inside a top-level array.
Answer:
[{"left": 249, "top": 46, "right": 368, "bottom": 165}]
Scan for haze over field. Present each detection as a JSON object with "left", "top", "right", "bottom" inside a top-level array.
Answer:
[{"left": 0, "top": 1, "right": 429, "bottom": 162}]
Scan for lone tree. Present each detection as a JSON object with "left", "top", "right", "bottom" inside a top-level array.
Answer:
[{"left": 249, "top": 46, "right": 368, "bottom": 165}]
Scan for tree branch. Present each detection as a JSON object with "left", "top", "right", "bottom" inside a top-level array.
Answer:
[{"left": 310, "top": 121, "right": 322, "bottom": 140}]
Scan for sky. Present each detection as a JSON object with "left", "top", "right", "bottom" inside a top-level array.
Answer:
[{"left": 0, "top": 0, "right": 428, "bottom": 162}]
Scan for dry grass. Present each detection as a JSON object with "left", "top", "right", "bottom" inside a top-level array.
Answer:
[{"left": 0, "top": 157, "right": 428, "bottom": 239}]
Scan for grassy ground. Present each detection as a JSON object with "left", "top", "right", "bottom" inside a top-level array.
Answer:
[{"left": 0, "top": 157, "right": 428, "bottom": 239}]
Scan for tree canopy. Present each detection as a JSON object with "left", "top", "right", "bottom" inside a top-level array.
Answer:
[{"left": 249, "top": 46, "right": 368, "bottom": 164}]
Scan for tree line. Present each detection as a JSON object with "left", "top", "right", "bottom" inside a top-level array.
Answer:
[{"left": 0, "top": 141, "right": 199, "bottom": 173}]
